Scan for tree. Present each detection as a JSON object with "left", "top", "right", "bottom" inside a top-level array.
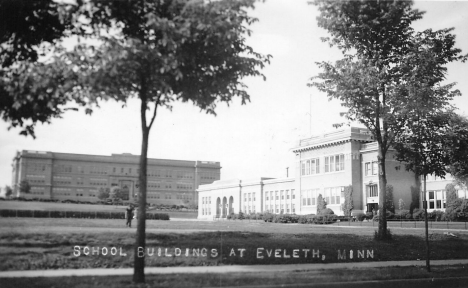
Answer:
[
  {"left": 310, "top": 0, "right": 466, "bottom": 240},
  {"left": 398, "top": 198, "right": 405, "bottom": 212},
  {"left": 97, "top": 187, "right": 110, "bottom": 200},
  {"left": 409, "top": 186, "right": 420, "bottom": 216},
  {"left": 19, "top": 180, "right": 31, "bottom": 194},
  {"left": 36, "top": 0, "right": 269, "bottom": 283},
  {"left": 445, "top": 183, "right": 459, "bottom": 220},
  {"left": 445, "top": 114, "right": 468, "bottom": 188},
  {"left": 385, "top": 185, "right": 395, "bottom": 214},
  {"left": 342, "top": 185, "right": 353, "bottom": 217},
  {"left": 0, "top": 0, "right": 80, "bottom": 137},
  {"left": 310, "top": 0, "right": 424, "bottom": 240},
  {"left": 4, "top": 186, "right": 13, "bottom": 198},
  {"left": 316, "top": 194, "right": 326, "bottom": 215}
]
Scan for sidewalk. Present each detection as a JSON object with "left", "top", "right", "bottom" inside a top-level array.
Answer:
[{"left": 1, "top": 259, "right": 468, "bottom": 278}]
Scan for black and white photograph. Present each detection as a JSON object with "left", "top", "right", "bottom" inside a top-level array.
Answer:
[{"left": 1, "top": 0, "right": 468, "bottom": 287}]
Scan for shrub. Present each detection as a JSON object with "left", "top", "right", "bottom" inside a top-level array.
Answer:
[
  {"left": 430, "top": 210, "right": 445, "bottom": 221},
  {"left": 238, "top": 211, "right": 245, "bottom": 220},
  {"left": 354, "top": 213, "right": 367, "bottom": 221},
  {"left": 395, "top": 209, "right": 410, "bottom": 220},
  {"left": 413, "top": 210, "right": 425, "bottom": 220},
  {"left": 262, "top": 213, "right": 274, "bottom": 222},
  {"left": 320, "top": 208, "right": 334, "bottom": 215},
  {"left": 298, "top": 214, "right": 315, "bottom": 224},
  {"left": 365, "top": 212, "right": 373, "bottom": 220}
]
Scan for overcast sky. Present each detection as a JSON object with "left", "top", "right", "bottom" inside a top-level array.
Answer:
[{"left": 1, "top": 0, "right": 467, "bottom": 193}]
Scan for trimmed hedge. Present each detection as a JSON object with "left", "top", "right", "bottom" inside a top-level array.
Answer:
[{"left": 0, "top": 209, "right": 169, "bottom": 221}]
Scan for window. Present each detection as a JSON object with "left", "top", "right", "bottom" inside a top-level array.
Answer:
[
  {"left": 281, "top": 190, "right": 284, "bottom": 200},
  {"left": 275, "top": 191, "right": 279, "bottom": 200},
  {"left": 324, "top": 188, "right": 330, "bottom": 204},
  {"left": 292, "top": 189, "right": 295, "bottom": 199},
  {"left": 367, "top": 184, "right": 378, "bottom": 197},
  {"left": 372, "top": 162, "right": 378, "bottom": 175},
  {"left": 265, "top": 192, "right": 269, "bottom": 201},
  {"left": 253, "top": 192, "right": 256, "bottom": 201},
  {"left": 325, "top": 154, "right": 344, "bottom": 172},
  {"left": 302, "top": 189, "right": 318, "bottom": 206},
  {"left": 365, "top": 163, "right": 371, "bottom": 176},
  {"left": 286, "top": 190, "right": 290, "bottom": 199},
  {"left": 301, "top": 158, "right": 320, "bottom": 176}
]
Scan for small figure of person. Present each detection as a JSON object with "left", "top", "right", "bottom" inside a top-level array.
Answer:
[{"left": 125, "top": 205, "right": 134, "bottom": 227}]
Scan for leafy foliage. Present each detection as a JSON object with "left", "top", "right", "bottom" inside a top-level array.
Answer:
[
  {"left": 445, "top": 114, "right": 468, "bottom": 188},
  {"left": 409, "top": 186, "right": 420, "bottom": 215},
  {"left": 398, "top": 198, "right": 405, "bottom": 211},
  {"left": 316, "top": 194, "right": 326, "bottom": 214},
  {"left": 310, "top": 0, "right": 466, "bottom": 240},
  {"left": 385, "top": 185, "right": 395, "bottom": 214},
  {"left": 4, "top": 186, "right": 13, "bottom": 198},
  {"left": 19, "top": 180, "right": 31, "bottom": 194},
  {"left": 342, "top": 185, "right": 353, "bottom": 216},
  {"left": 0, "top": 0, "right": 80, "bottom": 137},
  {"left": 97, "top": 187, "right": 110, "bottom": 200}
]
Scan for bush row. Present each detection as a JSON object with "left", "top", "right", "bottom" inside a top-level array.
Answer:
[
  {"left": 0, "top": 209, "right": 169, "bottom": 220},
  {"left": 226, "top": 210, "right": 339, "bottom": 225}
]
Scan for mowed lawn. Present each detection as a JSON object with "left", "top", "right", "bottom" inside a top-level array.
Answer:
[
  {"left": 0, "top": 201, "right": 197, "bottom": 219},
  {"left": 1, "top": 217, "right": 468, "bottom": 271}
]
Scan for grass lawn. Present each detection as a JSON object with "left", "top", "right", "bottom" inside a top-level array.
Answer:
[
  {"left": 1, "top": 266, "right": 468, "bottom": 288},
  {"left": 0, "top": 200, "right": 197, "bottom": 219},
  {"left": 1, "top": 218, "right": 468, "bottom": 271}
]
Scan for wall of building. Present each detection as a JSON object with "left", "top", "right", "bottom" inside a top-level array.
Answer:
[{"left": 12, "top": 150, "right": 220, "bottom": 207}]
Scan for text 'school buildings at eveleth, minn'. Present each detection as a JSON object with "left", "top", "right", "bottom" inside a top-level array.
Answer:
[
  {"left": 197, "top": 127, "right": 468, "bottom": 219},
  {"left": 11, "top": 151, "right": 220, "bottom": 207}
]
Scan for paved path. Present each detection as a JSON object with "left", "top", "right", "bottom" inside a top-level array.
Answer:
[{"left": 1, "top": 259, "right": 468, "bottom": 278}]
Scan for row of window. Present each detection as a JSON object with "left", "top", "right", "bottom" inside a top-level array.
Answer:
[
  {"left": 301, "top": 187, "right": 344, "bottom": 206},
  {"left": 264, "top": 190, "right": 296, "bottom": 201},
  {"left": 301, "top": 154, "right": 345, "bottom": 176},
  {"left": 200, "top": 173, "right": 217, "bottom": 180},
  {"left": 427, "top": 190, "right": 446, "bottom": 209},
  {"left": 265, "top": 204, "right": 296, "bottom": 214},
  {"left": 26, "top": 163, "right": 47, "bottom": 172},
  {"left": 201, "top": 208, "right": 212, "bottom": 215},
  {"left": 244, "top": 192, "right": 256, "bottom": 202},
  {"left": 47, "top": 164, "right": 198, "bottom": 179},
  {"left": 201, "top": 197, "right": 212, "bottom": 205},
  {"left": 243, "top": 206, "right": 256, "bottom": 214}
]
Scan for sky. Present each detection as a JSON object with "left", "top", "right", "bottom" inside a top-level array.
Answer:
[{"left": 1, "top": 0, "right": 468, "bottom": 193}]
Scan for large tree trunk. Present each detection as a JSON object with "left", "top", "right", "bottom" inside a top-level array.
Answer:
[
  {"left": 133, "top": 100, "right": 150, "bottom": 283},
  {"left": 377, "top": 144, "right": 388, "bottom": 239}
]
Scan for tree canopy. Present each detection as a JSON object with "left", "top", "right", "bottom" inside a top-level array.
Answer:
[
  {"left": 310, "top": 0, "right": 466, "bottom": 240},
  {"left": 26, "top": 0, "right": 268, "bottom": 283}
]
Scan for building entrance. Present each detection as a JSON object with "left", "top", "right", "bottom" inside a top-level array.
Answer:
[
  {"left": 119, "top": 180, "right": 134, "bottom": 200},
  {"left": 366, "top": 203, "right": 379, "bottom": 213}
]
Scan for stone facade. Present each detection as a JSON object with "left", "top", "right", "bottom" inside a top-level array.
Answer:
[{"left": 11, "top": 150, "right": 220, "bottom": 207}]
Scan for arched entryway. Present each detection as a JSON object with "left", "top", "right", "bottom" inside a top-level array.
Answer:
[
  {"left": 229, "top": 196, "right": 234, "bottom": 215},
  {"left": 222, "top": 197, "right": 227, "bottom": 218}
]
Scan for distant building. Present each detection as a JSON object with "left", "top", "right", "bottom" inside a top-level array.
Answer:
[
  {"left": 11, "top": 150, "right": 220, "bottom": 207},
  {"left": 198, "top": 127, "right": 466, "bottom": 219}
]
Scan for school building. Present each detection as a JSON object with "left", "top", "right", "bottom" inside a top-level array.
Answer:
[
  {"left": 11, "top": 150, "right": 221, "bottom": 207},
  {"left": 197, "top": 127, "right": 467, "bottom": 219}
]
